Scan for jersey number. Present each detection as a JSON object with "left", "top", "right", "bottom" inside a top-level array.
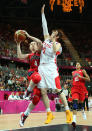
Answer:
[{"left": 75, "top": 77, "right": 79, "bottom": 81}]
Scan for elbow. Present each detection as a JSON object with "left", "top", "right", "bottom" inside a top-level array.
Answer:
[
  {"left": 87, "top": 77, "right": 90, "bottom": 82},
  {"left": 88, "top": 78, "right": 91, "bottom": 82}
]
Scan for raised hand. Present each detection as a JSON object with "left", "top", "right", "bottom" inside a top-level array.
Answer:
[{"left": 41, "top": 4, "right": 45, "bottom": 14}]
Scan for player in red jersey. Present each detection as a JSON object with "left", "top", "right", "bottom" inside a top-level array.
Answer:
[
  {"left": 16, "top": 34, "right": 43, "bottom": 127},
  {"left": 66, "top": 62, "right": 90, "bottom": 127}
]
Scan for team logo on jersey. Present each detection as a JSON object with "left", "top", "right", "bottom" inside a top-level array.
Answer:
[
  {"left": 43, "top": 42, "right": 52, "bottom": 48},
  {"left": 73, "top": 73, "right": 79, "bottom": 77}
]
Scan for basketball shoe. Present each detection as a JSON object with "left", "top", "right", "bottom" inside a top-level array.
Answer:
[
  {"left": 66, "top": 110, "right": 73, "bottom": 123},
  {"left": 19, "top": 112, "right": 28, "bottom": 127},
  {"left": 45, "top": 112, "right": 55, "bottom": 124}
]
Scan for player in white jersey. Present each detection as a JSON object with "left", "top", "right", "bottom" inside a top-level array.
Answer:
[{"left": 37, "top": 4, "right": 73, "bottom": 124}]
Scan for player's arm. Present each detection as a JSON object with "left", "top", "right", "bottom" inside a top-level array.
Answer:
[
  {"left": 66, "top": 72, "right": 73, "bottom": 83},
  {"left": 17, "top": 42, "right": 29, "bottom": 59},
  {"left": 79, "top": 69, "right": 90, "bottom": 82},
  {"left": 66, "top": 79, "right": 73, "bottom": 83},
  {"left": 41, "top": 4, "right": 50, "bottom": 40},
  {"left": 25, "top": 32, "right": 42, "bottom": 45}
]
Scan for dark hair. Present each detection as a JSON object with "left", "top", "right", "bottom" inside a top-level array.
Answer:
[
  {"left": 57, "top": 29, "right": 62, "bottom": 38},
  {"left": 52, "top": 29, "right": 62, "bottom": 42}
]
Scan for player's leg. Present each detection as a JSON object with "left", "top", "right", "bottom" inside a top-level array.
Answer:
[
  {"left": 24, "top": 72, "right": 41, "bottom": 98},
  {"left": 19, "top": 102, "right": 35, "bottom": 127},
  {"left": 38, "top": 68, "right": 55, "bottom": 124},
  {"left": 56, "top": 89, "right": 73, "bottom": 123},
  {"left": 71, "top": 92, "right": 79, "bottom": 128},
  {"left": 41, "top": 88, "right": 54, "bottom": 124},
  {"left": 55, "top": 76, "right": 72, "bottom": 123},
  {"left": 79, "top": 93, "right": 87, "bottom": 120},
  {"left": 19, "top": 87, "right": 41, "bottom": 127},
  {"left": 23, "top": 80, "right": 35, "bottom": 98},
  {"left": 86, "top": 98, "right": 89, "bottom": 111}
]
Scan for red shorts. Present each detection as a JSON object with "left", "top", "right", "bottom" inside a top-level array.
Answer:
[
  {"left": 83, "top": 86, "right": 88, "bottom": 94},
  {"left": 27, "top": 69, "right": 41, "bottom": 84},
  {"left": 27, "top": 69, "right": 37, "bottom": 81},
  {"left": 55, "top": 76, "right": 62, "bottom": 89},
  {"left": 71, "top": 86, "right": 85, "bottom": 102}
]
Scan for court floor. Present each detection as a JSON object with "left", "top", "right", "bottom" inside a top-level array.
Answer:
[{"left": 0, "top": 111, "right": 92, "bottom": 131}]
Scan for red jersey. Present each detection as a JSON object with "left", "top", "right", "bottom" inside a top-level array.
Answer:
[
  {"left": 28, "top": 52, "right": 40, "bottom": 72},
  {"left": 72, "top": 69, "right": 85, "bottom": 87}
]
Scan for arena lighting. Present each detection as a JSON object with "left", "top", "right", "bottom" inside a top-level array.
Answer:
[{"left": 49, "top": 0, "right": 85, "bottom": 13}]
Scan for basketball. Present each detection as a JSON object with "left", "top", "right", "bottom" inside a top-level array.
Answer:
[{"left": 14, "top": 30, "right": 26, "bottom": 42}]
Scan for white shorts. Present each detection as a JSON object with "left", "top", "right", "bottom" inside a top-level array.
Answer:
[{"left": 38, "top": 63, "right": 61, "bottom": 90}]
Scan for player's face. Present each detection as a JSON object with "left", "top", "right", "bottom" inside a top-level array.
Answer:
[
  {"left": 76, "top": 63, "right": 81, "bottom": 69},
  {"left": 51, "top": 30, "right": 58, "bottom": 39},
  {"left": 29, "top": 42, "right": 38, "bottom": 52}
]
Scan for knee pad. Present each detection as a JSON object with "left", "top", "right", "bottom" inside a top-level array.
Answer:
[
  {"left": 32, "top": 72, "right": 41, "bottom": 84},
  {"left": 73, "top": 100, "right": 78, "bottom": 110},
  {"left": 57, "top": 89, "right": 63, "bottom": 96},
  {"left": 32, "top": 95, "right": 40, "bottom": 105}
]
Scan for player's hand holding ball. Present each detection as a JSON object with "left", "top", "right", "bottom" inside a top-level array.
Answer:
[{"left": 14, "top": 30, "right": 27, "bottom": 43}]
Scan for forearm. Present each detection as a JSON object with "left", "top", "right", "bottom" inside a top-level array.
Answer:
[
  {"left": 17, "top": 44, "right": 22, "bottom": 58},
  {"left": 27, "top": 35, "right": 42, "bottom": 44},
  {"left": 17, "top": 44, "right": 27, "bottom": 59},
  {"left": 66, "top": 79, "right": 73, "bottom": 83},
  {"left": 80, "top": 76, "right": 90, "bottom": 82}
]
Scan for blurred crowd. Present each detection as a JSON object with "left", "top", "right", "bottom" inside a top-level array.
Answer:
[{"left": 0, "top": 64, "right": 27, "bottom": 92}]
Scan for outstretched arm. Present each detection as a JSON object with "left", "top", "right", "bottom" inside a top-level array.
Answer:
[
  {"left": 25, "top": 32, "right": 42, "bottom": 45},
  {"left": 41, "top": 4, "right": 49, "bottom": 40}
]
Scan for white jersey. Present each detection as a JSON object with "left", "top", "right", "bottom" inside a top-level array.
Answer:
[
  {"left": 40, "top": 39, "right": 62, "bottom": 64},
  {"left": 38, "top": 39, "right": 62, "bottom": 89}
]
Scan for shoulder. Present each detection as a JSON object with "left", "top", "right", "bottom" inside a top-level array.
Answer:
[{"left": 56, "top": 42, "right": 61, "bottom": 46}]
